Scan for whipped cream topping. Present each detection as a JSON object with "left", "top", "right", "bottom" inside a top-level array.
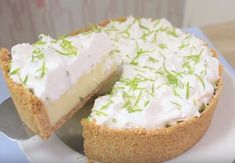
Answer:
[
  {"left": 9, "top": 32, "right": 114, "bottom": 103},
  {"left": 89, "top": 16, "right": 220, "bottom": 129}
]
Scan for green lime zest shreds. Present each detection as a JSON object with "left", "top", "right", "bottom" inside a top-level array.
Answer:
[
  {"left": 130, "top": 60, "right": 139, "bottom": 66},
  {"left": 36, "top": 61, "right": 47, "bottom": 78},
  {"left": 137, "top": 19, "right": 151, "bottom": 32},
  {"left": 22, "top": 74, "right": 29, "bottom": 85},
  {"left": 93, "top": 110, "right": 108, "bottom": 116},
  {"left": 148, "top": 56, "right": 159, "bottom": 63},
  {"left": 159, "top": 43, "right": 168, "bottom": 49},
  {"left": 134, "top": 90, "right": 143, "bottom": 106},
  {"left": 167, "top": 28, "right": 178, "bottom": 37},
  {"left": 127, "top": 107, "right": 142, "bottom": 113},
  {"left": 186, "top": 54, "right": 201, "bottom": 63},
  {"left": 33, "top": 40, "right": 46, "bottom": 46},
  {"left": 41, "top": 61, "right": 47, "bottom": 78},
  {"left": 144, "top": 100, "right": 150, "bottom": 107},
  {"left": 32, "top": 49, "right": 45, "bottom": 62},
  {"left": 186, "top": 49, "right": 204, "bottom": 63},
  {"left": 170, "top": 101, "right": 182, "bottom": 110},
  {"left": 57, "top": 38, "right": 77, "bottom": 56},
  {"left": 99, "top": 101, "right": 112, "bottom": 111},
  {"left": 141, "top": 31, "right": 154, "bottom": 41},
  {"left": 179, "top": 42, "right": 190, "bottom": 50},
  {"left": 186, "top": 81, "right": 190, "bottom": 99},
  {"left": 9, "top": 67, "right": 20, "bottom": 75},
  {"left": 195, "top": 74, "right": 205, "bottom": 89},
  {"left": 167, "top": 73, "right": 178, "bottom": 86}
]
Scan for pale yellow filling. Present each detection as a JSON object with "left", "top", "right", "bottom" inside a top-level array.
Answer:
[{"left": 45, "top": 58, "right": 119, "bottom": 125}]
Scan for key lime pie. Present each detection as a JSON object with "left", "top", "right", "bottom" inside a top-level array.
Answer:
[{"left": 0, "top": 16, "right": 222, "bottom": 162}]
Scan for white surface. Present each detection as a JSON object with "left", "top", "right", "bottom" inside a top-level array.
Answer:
[{"left": 18, "top": 67, "right": 235, "bottom": 163}]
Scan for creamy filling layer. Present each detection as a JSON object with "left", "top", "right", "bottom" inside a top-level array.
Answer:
[{"left": 45, "top": 58, "right": 118, "bottom": 125}]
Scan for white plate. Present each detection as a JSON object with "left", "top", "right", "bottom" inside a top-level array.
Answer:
[{"left": 18, "top": 66, "right": 235, "bottom": 163}]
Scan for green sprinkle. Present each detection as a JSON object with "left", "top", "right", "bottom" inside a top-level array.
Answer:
[
  {"left": 130, "top": 60, "right": 139, "bottom": 66},
  {"left": 186, "top": 81, "right": 190, "bottom": 99},
  {"left": 157, "top": 26, "right": 168, "bottom": 32},
  {"left": 167, "top": 28, "right": 178, "bottom": 37},
  {"left": 137, "top": 19, "right": 150, "bottom": 32},
  {"left": 143, "top": 66, "right": 155, "bottom": 71},
  {"left": 167, "top": 73, "right": 178, "bottom": 86},
  {"left": 170, "top": 101, "right": 182, "bottom": 109},
  {"left": 41, "top": 61, "right": 47, "bottom": 78},
  {"left": 195, "top": 74, "right": 205, "bottom": 89},
  {"left": 159, "top": 43, "right": 168, "bottom": 49},
  {"left": 9, "top": 68, "right": 20, "bottom": 75},
  {"left": 127, "top": 108, "right": 142, "bottom": 113},
  {"left": 179, "top": 42, "right": 189, "bottom": 50},
  {"left": 32, "top": 49, "right": 45, "bottom": 62},
  {"left": 137, "top": 74, "right": 154, "bottom": 82},
  {"left": 144, "top": 100, "right": 150, "bottom": 107},
  {"left": 36, "top": 61, "right": 47, "bottom": 78},
  {"left": 93, "top": 110, "right": 108, "bottom": 116},
  {"left": 148, "top": 56, "right": 158, "bottom": 63},
  {"left": 33, "top": 40, "right": 46, "bottom": 46},
  {"left": 151, "top": 84, "right": 155, "bottom": 96},
  {"left": 141, "top": 31, "right": 154, "bottom": 41},
  {"left": 186, "top": 54, "right": 201, "bottom": 63},
  {"left": 134, "top": 90, "right": 143, "bottom": 106},
  {"left": 99, "top": 101, "right": 112, "bottom": 111},
  {"left": 22, "top": 74, "right": 29, "bottom": 85},
  {"left": 152, "top": 33, "right": 157, "bottom": 44}
]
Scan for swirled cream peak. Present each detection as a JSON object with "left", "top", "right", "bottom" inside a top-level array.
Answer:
[
  {"left": 9, "top": 32, "right": 114, "bottom": 103},
  {"left": 89, "top": 16, "right": 220, "bottom": 129}
]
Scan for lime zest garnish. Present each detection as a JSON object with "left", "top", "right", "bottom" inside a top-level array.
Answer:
[
  {"left": 170, "top": 101, "right": 182, "bottom": 110},
  {"left": 93, "top": 110, "right": 108, "bottom": 116},
  {"left": 167, "top": 28, "right": 178, "bottom": 37},
  {"left": 159, "top": 43, "right": 168, "bottom": 49},
  {"left": 41, "top": 61, "right": 47, "bottom": 78},
  {"left": 148, "top": 56, "right": 158, "bottom": 63},
  {"left": 22, "top": 74, "right": 29, "bottom": 85},
  {"left": 167, "top": 73, "right": 178, "bottom": 86},
  {"left": 195, "top": 74, "right": 205, "bottom": 89},
  {"left": 32, "top": 49, "right": 45, "bottom": 62},
  {"left": 33, "top": 40, "right": 46, "bottom": 46},
  {"left": 137, "top": 19, "right": 151, "bottom": 32},
  {"left": 135, "top": 48, "right": 154, "bottom": 59},
  {"left": 130, "top": 60, "right": 139, "bottom": 66},
  {"left": 186, "top": 81, "right": 190, "bottom": 99},
  {"left": 179, "top": 42, "right": 190, "bottom": 50},
  {"left": 99, "top": 101, "right": 112, "bottom": 111},
  {"left": 127, "top": 107, "right": 142, "bottom": 113},
  {"left": 141, "top": 31, "right": 154, "bottom": 41},
  {"left": 9, "top": 67, "right": 20, "bottom": 75},
  {"left": 151, "top": 83, "right": 155, "bottom": 96},
  {"left": 134, "top": 90, "right": 143, "bottom": 106},
  {"left": 36, "top": 61, "right": 47, "bottom": 78},
  {"left": 144, "top": 100, "right": 150, "bottom": 107}
]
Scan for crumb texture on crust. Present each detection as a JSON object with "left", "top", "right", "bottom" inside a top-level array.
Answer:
[{"left": 82, "top": 62, "right": 223, "bottom": 163}]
